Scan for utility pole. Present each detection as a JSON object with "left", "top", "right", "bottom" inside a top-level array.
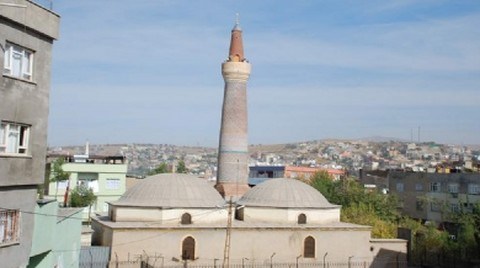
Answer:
[{"left": 223, "top": 197, "right": 233, "bottom": 268}]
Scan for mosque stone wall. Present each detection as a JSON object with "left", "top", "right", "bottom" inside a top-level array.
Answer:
[{"left": 104, "top": 226, "right": 405, "bottom": 266}]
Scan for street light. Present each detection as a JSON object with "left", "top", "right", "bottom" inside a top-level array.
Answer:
[
  {"left": 159, "top": 255, "right": 164, "bottom": 268},
  {"left": 323, "top": 252, "right": 328, "bottom": 268},
  {"left": 348, "top": 256, "right": 354, "bottom": 268},
  {"left": 296, "top": 254, "right": 302, "bottom": 268},
  {"left": 242, "top": 257, "right": 249, "bottom": 268},
  {"left": 270, "top": 253, "right": 276, "bottom": 268}
]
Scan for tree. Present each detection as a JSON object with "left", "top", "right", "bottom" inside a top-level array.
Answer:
[
  {"left": 309, "top": 171, "right": 399, "bottom": 238},
  {"left": 50, "top": 158, "right": 70, "bottom": 202},
  {"left": 69, "top": 185, "right": 97, "bottom": 208},
  {"left": 176, "top": 160, "right": 188, "bottom": 174},
  {"left": 309, "top": 171, "right": 337, "bottom": 201},
  {"left": 148, "top": 162, "right": 169, "bottom": 175},
  {"left": 70, "top": 185, "right": 97, "bottom": 224}
]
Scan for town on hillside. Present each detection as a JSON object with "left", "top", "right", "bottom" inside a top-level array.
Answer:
[{"left": 49, "top": 139, "right": 480, "bottom": 178}]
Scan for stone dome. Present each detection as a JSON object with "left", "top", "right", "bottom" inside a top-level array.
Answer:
[
  {"left": 111, "top": 174, "right": 226, "bottom": 208},
  {"left": 237, "top": 178, "right": 338, "bottom": 208}
]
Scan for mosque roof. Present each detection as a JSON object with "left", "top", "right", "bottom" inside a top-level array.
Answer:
[
  {"left": 237, "top": 178, "right": 339, "bottom": 209},
  {"left": 110, "top": 174, "right": 226, "bottom": 208}
]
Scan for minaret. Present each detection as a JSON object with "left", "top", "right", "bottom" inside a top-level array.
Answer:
[{"left": 215, "top": 18, "right": 251, "bottom": 198}]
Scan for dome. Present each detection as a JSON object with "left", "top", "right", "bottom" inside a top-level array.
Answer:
[
  {"left": 237, "top": 178, "right": 338, "bottom": 208},
  {"left": 111, "top": 174, "right": 226, "bottom": 208}
]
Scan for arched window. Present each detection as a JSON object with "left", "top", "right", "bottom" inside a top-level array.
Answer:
[
  {"left": 181, "top": 213, "right": 192, "bottom": 225},
  {"left": 304, "top": 236, "right": 315, "bottom": 258},
  {"left": 182, "top": 236, "right": 195, "bottom": 260},
  {"left": 298, "top": 213, "right": 307, "bottom": 224}
]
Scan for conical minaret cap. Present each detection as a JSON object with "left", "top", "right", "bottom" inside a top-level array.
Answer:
[{"left": 228, "top": 16, "right": 245, "bottom": 62}]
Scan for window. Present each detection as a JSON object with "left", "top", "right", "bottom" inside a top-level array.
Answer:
[
  {"left": 105, "top": 178, "right": 120, "bottom": 190},
  {"left": 447, "top": 183, "right": 458, "bottom": 193},
  {"left": 298, "top": 213, "right": 307, "bottom": 224},
  {"left": 450, "top": 203, "right": 460, "bottom": 213},
  {"left": 430, "top": 182, "right": 441, "bottom": 193},
  {"left": 181, "top": 213, "right": 192, "bottom": 225},
  {"left": 396, "top": 182, "right": 404, "bottom": 192},
  {"left": 182, "top": 236, "right": 195, "bottom": 260},
  {"left": 431, "top": 202, "right": 441, "bottom": 212},
  {"left": 468, "top": 184, "right": 480, "bottom": 195},
  {"left": 57, "top": 180, "right": 68, "bottom": 190},
  {"left": 78, "top": 179, "right": 99, "bottom": 193},
  {"left": 0, "top": 209, "right": 20, "bottom": 245},
  {"left": 448, "top": 183, "right": 459, "bottom": 194},
  {"left": 304, "top": 236, "right": 315, "bottom": 258},
  {"left": 415, "top": 183, "right": 423, "bottom": 192},
  {"left": 416, "top": 200, "right": 424, "bottom": 211},
  {"left": 3, "top": 42, "right": 33, "bottom": 80},
  {"left": 0, "top": 122, "right": 30, "bottom": 155}
]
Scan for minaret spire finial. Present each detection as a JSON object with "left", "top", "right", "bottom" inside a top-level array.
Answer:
[{"left": 235, "top": 13, "right": 240, "bottom": 26}]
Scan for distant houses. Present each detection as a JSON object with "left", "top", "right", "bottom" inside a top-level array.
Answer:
[{"left": 248, "top": 165, "right": 346, "bottom": 186}]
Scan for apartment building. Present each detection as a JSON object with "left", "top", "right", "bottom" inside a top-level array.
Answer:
[
  {"left": 0, "top": 1, "right": 59, "bottom": 266},
  {"left": 388, "top": 171, "right": 480, "bottom": 223},
  {"left": 45, "top": 153, "right": 128, "bottom": 220}
]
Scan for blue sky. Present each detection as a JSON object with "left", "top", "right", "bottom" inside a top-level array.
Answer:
[{"left": 47, "top": 0, "right": 480, "bottom": 147}]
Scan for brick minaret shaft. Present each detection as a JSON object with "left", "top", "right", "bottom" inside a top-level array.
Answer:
[{"left": 215, "top": 21, "right": 251, "bottom": 198}]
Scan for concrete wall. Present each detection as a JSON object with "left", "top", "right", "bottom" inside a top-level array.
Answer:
[
  {"left": 0, "top": 187, "right": 37, "bottom": 268},
  {"left": 0, "top": 0, "right": 59, "bottom": 39},
  {"left": 52, "top": 209, "right": 82, "bottom": 268},
  {"left": 28, "top": 201, "right": 82, "bottom": 268},
  {"left": 29, "top": 200, "right": 57, "bottom": 257},
  {"left": 0, "top": 1, "right": 59, "bottom": 265}
]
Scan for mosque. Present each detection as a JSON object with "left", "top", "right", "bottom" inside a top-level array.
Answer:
[{"left": 91, "top": 21, "right": 407, "bottom": 267}]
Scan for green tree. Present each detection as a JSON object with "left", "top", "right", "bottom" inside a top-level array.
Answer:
[
  {"left": 176, "top": 160, "right": 188, "bottom": 174},
  {"left": 309, "top": 171, "right": 338, "bottom": 202},
  {"left": 50, "top": 158, "right": 70, "bottom": 202},
  {"left": 309, "top": 171, "right": 399, "bottom": 238},
  {"left": 70, "top": 185, "right": 97, "bottom": 223},
  {"left": 342, "top": 202, "right": 397, "bottom": 238},
  {"left": 69, "top": 185, "right": 97, "bottom": 207},
  {"left": 449, "top": 203, "right": 480, "bottom": 260},
  {"left": 148, "top": 162, "right": 169, "bottom": 175}
]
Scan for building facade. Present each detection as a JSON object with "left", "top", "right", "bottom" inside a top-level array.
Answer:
[
  {"left": 45, "top": 154, "right": 128, "bottom": 219},
  {"left": 388, "top": 171, "right": 480, "bottom": 223},
  {"left": 0, "top": 1, "right": 59, "bottom": 266}
]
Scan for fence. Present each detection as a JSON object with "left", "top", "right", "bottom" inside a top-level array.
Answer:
[{"left": 80, "top": 260, "right": 407, "bottom": 268}]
